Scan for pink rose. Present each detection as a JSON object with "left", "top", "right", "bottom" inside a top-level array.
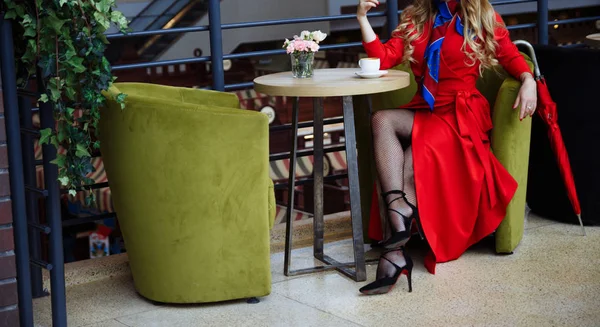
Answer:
[
  {"left": 295, "top": 41, "right": 307, "bottom": 52},
  {"left": 286, "top": 43, "right": 295, "bottom": 54}
]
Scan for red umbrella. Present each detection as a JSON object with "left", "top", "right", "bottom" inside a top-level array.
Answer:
[{"left": 514, "top": 41, "right": 585, "bottom": 236}]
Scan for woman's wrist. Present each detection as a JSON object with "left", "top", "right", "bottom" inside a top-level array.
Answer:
[{"left": 520, "top": 72, "right": 535, "bottom": 83}]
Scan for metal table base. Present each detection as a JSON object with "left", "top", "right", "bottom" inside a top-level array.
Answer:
[{"left": 283, "top": 96, "right": 368, "bottom": 282}]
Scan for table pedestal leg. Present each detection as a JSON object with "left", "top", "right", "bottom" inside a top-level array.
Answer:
[
  {"left": 284, "top": 97, "right": 299, "bottom": 277},
  {"left": 283, "top": 96, "right": 368, "bottom": 282}
]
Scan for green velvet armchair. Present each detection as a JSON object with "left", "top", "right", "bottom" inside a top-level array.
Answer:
[
  {"left": 354, "top": 55, "right": 534, "bottom": 254},
  {"left": 99, "top": 83, "right": 275, "bottom": 303}
]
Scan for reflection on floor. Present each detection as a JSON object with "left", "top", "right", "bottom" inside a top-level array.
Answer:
[{"left": 34, "top": 214, "right": 600, "bottom": 327}]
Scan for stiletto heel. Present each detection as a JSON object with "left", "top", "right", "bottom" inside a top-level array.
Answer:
[
  {"left": 359, "top": 248, "right": 413, "bottom": 295},
  {"left": 380, "top": 190, "right": 422, "bottom": 248}
]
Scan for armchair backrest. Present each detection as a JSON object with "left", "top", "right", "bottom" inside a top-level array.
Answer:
[{"left": 112, "top": 82, "right": 241, "bottom": 109}]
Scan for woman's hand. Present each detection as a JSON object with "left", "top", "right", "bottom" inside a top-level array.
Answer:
[
  {"left": 357, "top": 0, "right": 379, "bottom": 18},
  {"left": 357, "top": 0, "right": 379, "bottom": 43},
  {"left": 513, "top": 73, "right": 537, "bottom": 120}
]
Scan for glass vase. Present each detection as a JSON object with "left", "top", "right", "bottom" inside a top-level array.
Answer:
[{"left": 291, "top": 52, "right": 315, "bottom": 78}]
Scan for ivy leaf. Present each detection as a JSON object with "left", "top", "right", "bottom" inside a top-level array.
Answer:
[
  {"left": 59, "top": 0, "right": 68, "bottom": 7},
  {"left": 68, "top": 56, "right": 86, "bottom": 73},
  {"left": 39, "top": 128, "right": 52, "bottom": 145},
  {"left": 110, "top": 11, "right": 128, "bottom": 29},
  {"left": 116, "top": 93, "right": 127, "bottom": 110},
  {"left": 46, "top": 12, "right": 68, "bottom": 33},
  {"left": 24, "top": 26, "right": 36, "bottom": 37},
  {"left": 58, "top": 176, "right": 70, "bottom": 186},
  {"left": 75, "top": 144, "right": 91, "bottom": 158},
  {"left": 68, "top": 189, "right": 77, "bottom": 197},
  {"left": 39, "top": 94, "right": 49, "bottom": 103},
  {"left": 93, "top": 12, "right": 111, "bottom": 30},
  {"left": 48, "top": 77, "right": 61, "bottom": 101},
  {"left": 50, "top": 135, "right": 59, "bottom": 149},
  {"left": 4, "top": 10, "right": 17, "bottom": 20},
  {"left": 38, "top": 56, "right": 56, "bottom": 78},
  {"left": 50, "top": 154, "right": 67, "bottom": 167}
]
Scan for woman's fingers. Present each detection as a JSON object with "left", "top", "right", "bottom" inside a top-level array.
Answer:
[{"left": 513, "top": 95, "right": 521, "bottom": 110}]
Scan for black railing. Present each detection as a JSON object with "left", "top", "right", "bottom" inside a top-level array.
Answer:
[{"left": 1, "top": 0, "right": 599, "bottom": 326}]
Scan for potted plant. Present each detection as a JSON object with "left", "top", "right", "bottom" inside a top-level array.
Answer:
[
  {"left": 283, "top": 30, "right": 327, "bottom": 78},
  {"left": 4, "top": 0, "right": 128, "bottom": 198}
]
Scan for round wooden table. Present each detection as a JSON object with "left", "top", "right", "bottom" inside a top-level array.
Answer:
[
  {"left": 254, "top": 68, "right": 410, "bottom": 282},
  {"left": 585, "top": 33, "right": 600, "bottom": 48}
]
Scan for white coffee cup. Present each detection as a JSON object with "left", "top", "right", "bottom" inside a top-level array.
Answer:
[{"left": 359, "top": 58, "right": 380, "bottom": 73}]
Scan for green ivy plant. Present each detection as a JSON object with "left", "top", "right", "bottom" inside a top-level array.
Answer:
[{"left": 4, "top": 0, "right": 128, "bottom": 199}]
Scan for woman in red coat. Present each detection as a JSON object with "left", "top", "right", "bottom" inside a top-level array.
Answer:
[{"left": 357, "top": 0, "right": 538, "bottom": 295}]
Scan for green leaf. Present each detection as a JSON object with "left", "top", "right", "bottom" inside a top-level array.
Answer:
[
  {"left": 39, "top": 94, "right": 49, "bottom": 103},
  {"left": 67, "top": 56, "right": 86, "bottom": 73},
  {"left": 59, "top": 176, "right": 70, "bottom": 186},
  {"left": 50, "top": 135, "right": 59, "bottom": 148},
  {"left": 75, "top": 144, "right": 91, "bottom": 158},
  {"left": 39, "top": 128, "right": 52, "bottom": 145},
  {"left": 48, "top": 78, "right": 61, "bottom": 101},
  {"left": 59, "top": 0, "right": 68, "bottom": 7},
  {"left": 110, "top": 11, "right": 128, "bottom": 29},
  {"left": 68, "top": 189, "right": 77, "bottom": 197},
  {"left": 4, "top": 10, "right": 17, "bottom": 20},
  {"left": 93, "top": 12, "right": 111, "bottom": 30},
  {"left": 46, "top": 12, "right": 68, "bottom": 33},
  {"left": 50, "top": 154, "right": 67, "bottom": 167},
  {"left": 24, "top": 26, "right": 36, "bottom": 37}
]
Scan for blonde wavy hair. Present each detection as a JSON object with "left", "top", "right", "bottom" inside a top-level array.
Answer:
[{"left": 393, "top": 0, "right": 502, "bottom": 74}]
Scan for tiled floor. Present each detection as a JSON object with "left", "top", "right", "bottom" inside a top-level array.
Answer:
[{"left": 34, "top": 214, "right": 600, "bottom": 327}]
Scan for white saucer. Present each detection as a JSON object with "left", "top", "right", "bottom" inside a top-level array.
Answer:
[{"left": 355, "top": 70, "right": 388, "bottom": 79}]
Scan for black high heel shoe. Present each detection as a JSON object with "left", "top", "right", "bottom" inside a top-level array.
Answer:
[
  {"left": 359, "top": 248, "right": 413, "bottom": 295},
  {"left": 380, "top": 190, "right": 424, "bottom": 249}
]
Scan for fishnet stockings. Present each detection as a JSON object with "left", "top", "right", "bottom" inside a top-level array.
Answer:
[
  {"left": 372, "top": 109, "right": 417, "bottom": 231},
  {"left": 372, "top": 109, "right": 417, "bottom": 278}
]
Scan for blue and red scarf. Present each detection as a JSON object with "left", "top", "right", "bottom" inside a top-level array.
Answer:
[{"left": 422, "top": 0, "right": 465, "bottom": 111}]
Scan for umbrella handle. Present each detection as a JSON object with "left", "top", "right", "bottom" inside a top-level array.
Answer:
[{"left": 513, "top": 40, "right": 542, "bottom": 79}]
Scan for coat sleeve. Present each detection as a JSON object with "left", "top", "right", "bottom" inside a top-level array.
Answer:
[
  {"left": 494, "top": 12, "right": 532, "bottom": 79},
  {"left": 362, "top": 36, "right": 405, "bottom": 70}
]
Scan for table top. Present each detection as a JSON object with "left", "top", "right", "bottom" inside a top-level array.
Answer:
[
  {"left": 585, "top": 33, "right": 600, "bottom": 47},
  {"left": 253, "top": 68, "right": 410, "bottom": 97}
]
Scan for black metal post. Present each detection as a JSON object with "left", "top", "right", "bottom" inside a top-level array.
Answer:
[
  {"left": 537, "top": 0, "right": 549, "bottom": 45},
  {"left": 38, "top": 99, "right": 67, "bottom": 326},
  {"left": 18, "top": 96, "right": 45, "bottom": 298},
  {"left": 208, "top": 0, "right": 225, "bottom": 91},
  {"left": 386, "top": 0, "right": 399, "bottom": 37},
  {"left": 0, "top": 14, "right": 35, "bottom": 327}
]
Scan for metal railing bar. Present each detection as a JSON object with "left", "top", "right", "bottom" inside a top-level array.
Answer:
[
  {"left": 28, "top": 222, "right": 51, "bottom": 234},
  {"left": 550, "top": 16, "right": 600, "bottom": 25},
  {"left": 106, "top": 11, "right": 388, "bottom": 40},
  {"left": 221, "top": 12, "right": 387, "bottom": 30},
  {"left": 270, "top": 145, "right": 346, "bottom": 162},
  {"left": 59, "top": 182, "right": 109, "bottom": 194},
  {"left": 491, "top": 0, "right": 534, "bottom": 5},
  {"left": 506, "top": 23, "right": 537, "bottom": 30},
  {"left": 17, "top": 90, "right": 41, "bottom": 98},
  {"left": 224, "top": 82, "right": 253, "bottom": 91},
  {"left": 21, "top": 127, "right": 40, "bottom": 137},
  {"left": 223, "top": 41, "right": 366, "bottom": 61},
  {"left": 30, "top": 259, "right": 53, "bottom": 271},
  {"left": 112, "top": 55, "right": 211, "bottom": 71},
  {"left": 107, "top": 25, "right": 209, "bottom": 39},
  {"left": 270, "top": 117, "right": 345, "bottom": 132},
  {"left": 62, "top": 213, "right": 117, "bottom": 227},
  {"left": 274, "top": 173, "right": 348, "bottom": 190},
  {"left": 24, "top": 185, "right": 48, "bottom": 197},
  {"left": 0, "top": 15, "right": 35, "bottom": 326}
]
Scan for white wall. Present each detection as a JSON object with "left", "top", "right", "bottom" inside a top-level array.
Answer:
[{"left": 158, "top": 0, "right": 330, "bottom": 60}]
